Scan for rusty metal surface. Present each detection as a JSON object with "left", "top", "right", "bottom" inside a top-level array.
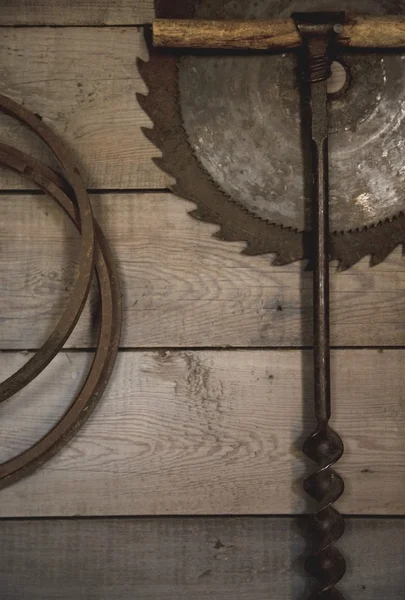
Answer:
[
  {"left": 142, "top": 2, "right": 405, "bottom": 598},
  {"left": 295, "top": 14, "right": 346, "bottom": 599},
  {"left": 141, "top": 0, "right": 405, "bottom": 267},
  {"left": 0, "top": 102, "right": 121, "bottom": 489},
  {"left": 0, "top": 93, "right": 95, "bottom": 402}
]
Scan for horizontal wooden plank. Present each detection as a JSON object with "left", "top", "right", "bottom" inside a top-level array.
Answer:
[
  {"left": 2, "top": 193, "right": 405, "bottom": 348},
  {"left": 1, "top": 517, "right": 403, "bottom": 599},
  {"left": 0, "top": 1, "right": 154, "bottom": 25},
  {"left": 0, "top": 349, "right": 404, "bottom": 517},
  {"left": 0, "top": 27, "right": 168, "bottom": 189}
]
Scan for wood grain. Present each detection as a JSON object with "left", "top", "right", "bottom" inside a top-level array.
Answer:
[
  {"left": 153, "top": 19, "right": 301, "bottom": 51},
  {"left": 346, "top": 16, "right": 405, "bottom": 48},
  {"left": 2, "top": 193, "right": 405, "bottom": 349},
  {"left": 153, "top": 17, "right": 405, "bottom": 51},
  {"left": 0, "top": 1, "right": 154, "bottom": 25},
  {"left": 0, "top": 28, "right": 168, "bottom": 189},
  {"left": 0, "top": 349, "right": 404, "bottom": 517},
  {"left": 1, "top": 517, "right": 404, "bottom": 599}
]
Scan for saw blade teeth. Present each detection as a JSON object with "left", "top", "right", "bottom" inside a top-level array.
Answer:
[
  {"left": 136, "top": 92, "right": 148, "bottom": 102},
  {"left": 242, "top": 244, "right": 262, "bottom": 256},
  {"left": 137, "top": 58, "right": 152, "bottom": 85},
  {"left": 271, "top": 254, "right": 296, "bottom": 267},
  {"left": 336, "top": 259, "right": 345, "bottom": 272},
  {"left": 189, "top": 207, "right": 204, "bottom": 221},
  {"left": 369, "top": 255, "right": 384, "bottom": 267},
  {"left": 272, "top": 257, "right": 290, "bottom": 266},
  {"left": 136, "top": 28, "right": 405, "bottom": 268},
  {"left": 189, "top": 207, "right": 215, "bottom": 223},
  {"left": 337, "top": 254, "right": 365, "bottom": 271},
  {"left": 136, "top": 94, "right": 152, "bottom": 115},
  {"left": 137, "top": 57, "right": 147, "bottom": 68},
  {"left": 136, "top": 58, "right": 147, "bottom": 77},
  {"left": 137, "top": 57, "right": 159, "bottom": 94},
  {"left": 213, "top": 227, "right": 232, "bottom": 241},
  {"left": 136, "top": 46, "right": 308, "bottom": 264},
  {"left": 370, "top": 247, "right": 396, "bottom": 267},
  {"left": 152, "top": 156, "right": 165, "bottom": 167},
  {"left": 136, "top": 56, "right": 153, "bottom": 85},
  {"left": 141, "top": 126, "right": 160, "bottom": 145},
  {"left": 337, "top": 260, "right": 354, "bottom": 272},
  {"left": 152, "top": 156, "right": 173, "bottom": 177}
]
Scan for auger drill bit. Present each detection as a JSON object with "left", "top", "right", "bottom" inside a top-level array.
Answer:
[
  {"left": 294, "top": 14, "right": 346, "bottom": 600},
  {"left": 148, "top": 9, "right": 401, "bottom": 597}
]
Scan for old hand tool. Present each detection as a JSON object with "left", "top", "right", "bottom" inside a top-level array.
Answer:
[
  {"left": 141, "top": 1, "right": 405, "bottom": 268},
  {"left": 141, "top": 3, "right": 405, "bottom": 598},
  {"left": 153, "top": 11, "right": 347, "bottom": 598},
  {"left": 294, "top": 13, "right": 346, "bottom": 599}
]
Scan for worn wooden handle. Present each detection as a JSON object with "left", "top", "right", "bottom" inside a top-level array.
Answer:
[{"left": 153, "top": 16, "right": 405, "bottom": 50}]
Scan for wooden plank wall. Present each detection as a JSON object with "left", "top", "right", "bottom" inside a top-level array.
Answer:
[
  {"left": 2, "top": 517, "right": 405, "bottom": 600},
  {"left": 0, "top": 1, "right": 404, "bottom": 598}
]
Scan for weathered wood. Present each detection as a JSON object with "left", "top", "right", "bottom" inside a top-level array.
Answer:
[
  {"left": 0, "top": 28, "right": 168, "bottom": 190},
  {"left": 153, "top": 17, "right": 405, "bottom": 51},
  {"left": 1, "top": 517, "right": 403, "bottom": 599},
  {"left": 0, "top": 349, "right": 404, "bottom": 517},
  {"left": 0, "top": 24, "right": 403, "bottom": 193},
  {"left": 0, "top": 1, "right": 154, "bottom": 25},
  {"left": 2, "top": 193, "right": 405, "bottom": 349},
  {"left": 153, "top": 19, "right": 301, "bottom": 51},
  {"left": 346, "top": 16, "right": 405, "bottom": 48}
]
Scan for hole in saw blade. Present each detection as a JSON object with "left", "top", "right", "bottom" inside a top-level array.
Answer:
[{"left": 327, "top": 61, "right": 349, "bottom": 97}]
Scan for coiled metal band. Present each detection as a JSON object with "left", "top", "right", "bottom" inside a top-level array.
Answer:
[{"left": 0, "top": 98, "right": 121, "bottom": 489}]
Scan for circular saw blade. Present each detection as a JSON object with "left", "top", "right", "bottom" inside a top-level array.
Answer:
[
  {"left": 180, "top": 49, "right": 405, "bottom": 233},
  {"left": 139, "top": 0, "right": 405, "bottom": 267}
]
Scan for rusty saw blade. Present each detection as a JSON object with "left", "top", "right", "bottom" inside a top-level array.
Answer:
[{"left": 139, "top": 0, "right": 405, "bottom": 268}]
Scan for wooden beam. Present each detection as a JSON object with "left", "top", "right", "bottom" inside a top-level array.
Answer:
[
  {"left": 2, "top": 193, "right": 405, "bottom": 349},
  {"left": 153, "top": 17, "right": 405, "bottom": 50},
  {"left": 1, "top": 517, "right": 403, "bottom": 599},
  {"left": 153, "top": 19, "right": 301, "bottom": 51},
  {"left": 1, "top": 349, "right": 404, "bottom": 517}
]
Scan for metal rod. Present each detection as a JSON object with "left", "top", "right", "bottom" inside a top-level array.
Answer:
[
  {"left": 311, "top": 77, "right": 331, "bottom": 424},
  {"left": 299, "top": 30, "right": 347, "bottom": 600}
]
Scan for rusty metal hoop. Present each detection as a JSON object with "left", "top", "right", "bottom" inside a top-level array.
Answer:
[
  {"left": 0, "top": 93, "right": 96, "bottom": 402},
  {"left": 0, "top": 145, "right": 121, "bottom": 490}
]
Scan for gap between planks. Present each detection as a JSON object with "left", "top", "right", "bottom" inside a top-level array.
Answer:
[
  {"left": 0, "top": 347, "right": 403, "bottom": 353},
  {"left": 3, "top": 193, "right": 405, "bottom": 349}
]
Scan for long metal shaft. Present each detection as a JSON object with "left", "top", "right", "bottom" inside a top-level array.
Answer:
[
  {"left": 311, "top": 78, "right": 331, "bottom": 424},
  {"left": 300, "top": 30, "right": 346, "bottom": 600}
]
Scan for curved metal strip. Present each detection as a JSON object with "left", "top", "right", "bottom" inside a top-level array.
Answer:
[
  {"left": 0, "top": 94, "right": 95, "bottom": 402},
  {"left": 0, "top": 146, "right": 121, "bottom": 490}
]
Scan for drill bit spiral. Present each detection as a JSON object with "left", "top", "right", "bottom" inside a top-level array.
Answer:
[{"left": 304, "top": 422, "right": 346, "bottom": 599}]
